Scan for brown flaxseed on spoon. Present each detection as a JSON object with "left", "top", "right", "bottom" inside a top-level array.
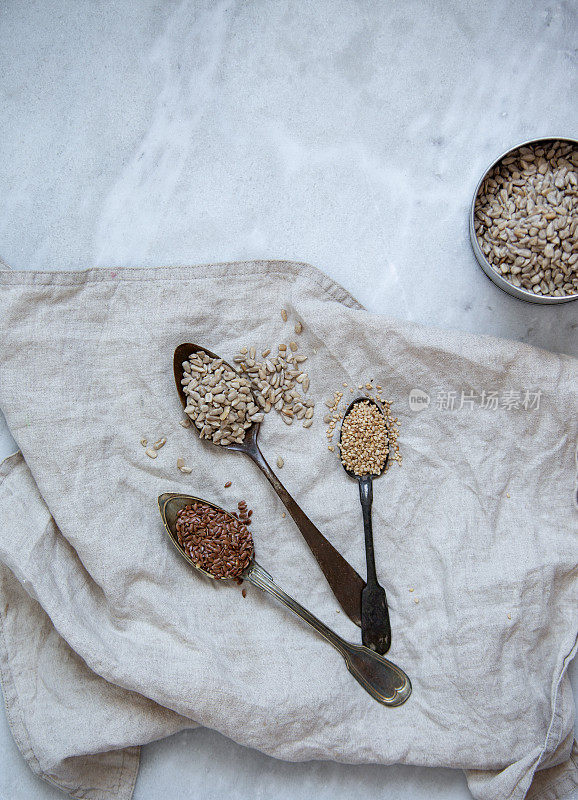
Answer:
[{"left": 175, "top": 501, "right": 253, "bottom": 579}]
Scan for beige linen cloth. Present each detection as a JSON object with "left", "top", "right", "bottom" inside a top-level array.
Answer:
[{"left": 0, "top": 260, "right": 576, "bottom": 800}]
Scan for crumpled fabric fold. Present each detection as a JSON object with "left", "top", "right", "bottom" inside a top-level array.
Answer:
[{"left": 0, "top": 260, "right": 576, "bottom": 800}]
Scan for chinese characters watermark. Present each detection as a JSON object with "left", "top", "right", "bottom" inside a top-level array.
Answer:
[{"left": 408, "top": 389, "right": 541, "bottom": 411}]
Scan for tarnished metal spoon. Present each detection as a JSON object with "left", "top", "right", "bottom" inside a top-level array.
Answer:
[
  {"left": 340, "top": 397, "right": 392, "bottom": 655},
  {"left": 173, "top": 342, "right": 365, "bottom": 628},
  {"left": 158, "top": 492, "right": 411, "bottom": 707}
]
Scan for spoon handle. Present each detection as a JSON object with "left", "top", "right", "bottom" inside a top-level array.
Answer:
[
  {"left": 359, "top": 476, "right": 392, "bottom": 654},
  {"left": 245, "top": 562, "right": 411, "bottom": 707},
  {"left": 247, "top": 442, "right": 365, "bottom": 627},
  {"left": 359, "top": 477, "right": 377, "bottom": 584}
]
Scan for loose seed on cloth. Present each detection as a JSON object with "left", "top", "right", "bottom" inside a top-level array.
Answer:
[
  {"left": 231, "top": 343, "right": 315, "bottom": 426},
  {"left": 276, "top": 456, "right": 284, "bottom": 468},
  {"left": 175, "top": 502, "right": 254, "bottom": 579},
  {"left": 182, "top": 339, "right": 317, "bottom": 438}
]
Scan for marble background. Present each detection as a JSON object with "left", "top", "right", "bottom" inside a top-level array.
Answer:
[{"left": 0, "top": 1, "right": 576, "bottom": 798}]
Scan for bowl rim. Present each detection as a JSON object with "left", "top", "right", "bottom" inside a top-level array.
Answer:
[{"left": 469, "top": 135, "right": 578, "bottom": 305}]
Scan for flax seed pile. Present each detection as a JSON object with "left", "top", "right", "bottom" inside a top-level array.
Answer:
[
  {"left": 340, "top": 401, "right": 390, "bottom": 476},
  {"left": 175, "top": 501, "right": 253, "bottom": 579}
]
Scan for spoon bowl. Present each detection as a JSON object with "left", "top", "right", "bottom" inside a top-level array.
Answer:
[
  {"left": 340, "top": 397, "right": 390, "bottom": 478},
  {"left": 174, "top": 342, "right": 261, "bottom": 455},
  {"left": 158, "top": 492, "right": 411, "bottom": 707},
  {"left": 173, "top": 342, "right": 366, "bottom": 627}
]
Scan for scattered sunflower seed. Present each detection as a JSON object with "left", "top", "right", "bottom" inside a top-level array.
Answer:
[
  {"left": 145, "top": 447, "right": 157, "bottom": 459},
  {"left": 231, "top": 343, "right": 315, "bottom": 427},
  {"left": 276, "top": 456, "right": 284, "bottom": 468},
  {"left": 140, "top": 438, "right": 148, "bottom": 447},
  {"left": 179, "top": 466, "right": 193, "bottom": 474},
  {"left": 153, "top": 437, "right": 167, "bottom": 450},
  {"left": 281, "top": 308, "right": 288, "bottom": 322},
  {"left": 294, "top": 321, "right": 303, "bottom": 334}
]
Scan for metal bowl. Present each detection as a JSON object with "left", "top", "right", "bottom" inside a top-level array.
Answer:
[{"left": 469, "top": 136, "right": 578, "bottom": 304}]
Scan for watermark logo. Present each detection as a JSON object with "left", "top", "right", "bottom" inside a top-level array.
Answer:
[
  {"left": 408, "top": 388, "right": 542, "bottom": 412},
  {"left": 409, "top": 388, "right": 431, "bottom": 411}
]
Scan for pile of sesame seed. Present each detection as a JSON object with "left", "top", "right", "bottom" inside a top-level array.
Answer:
[
  {"left": 340, "top": 401, "right": 390, "bottom": 476},
  {"left": 323, "top": 381, "right": 402, "bottom": 467}
]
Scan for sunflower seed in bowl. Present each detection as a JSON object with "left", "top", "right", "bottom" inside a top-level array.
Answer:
[{"left": 471, "top": 137, "right": 578, "bottom": 303}]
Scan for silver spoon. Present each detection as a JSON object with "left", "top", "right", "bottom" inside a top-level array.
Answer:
[
  {"left": 340, "top": 397, "right": 392, "bottom": 655},
  {"left": 158, "top": 492, "right": 411, "bottom": 707}
]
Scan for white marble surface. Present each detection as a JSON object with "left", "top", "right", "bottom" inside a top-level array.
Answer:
[{"left": 0, "top": 1, "right": 576, "bottom": 798}]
